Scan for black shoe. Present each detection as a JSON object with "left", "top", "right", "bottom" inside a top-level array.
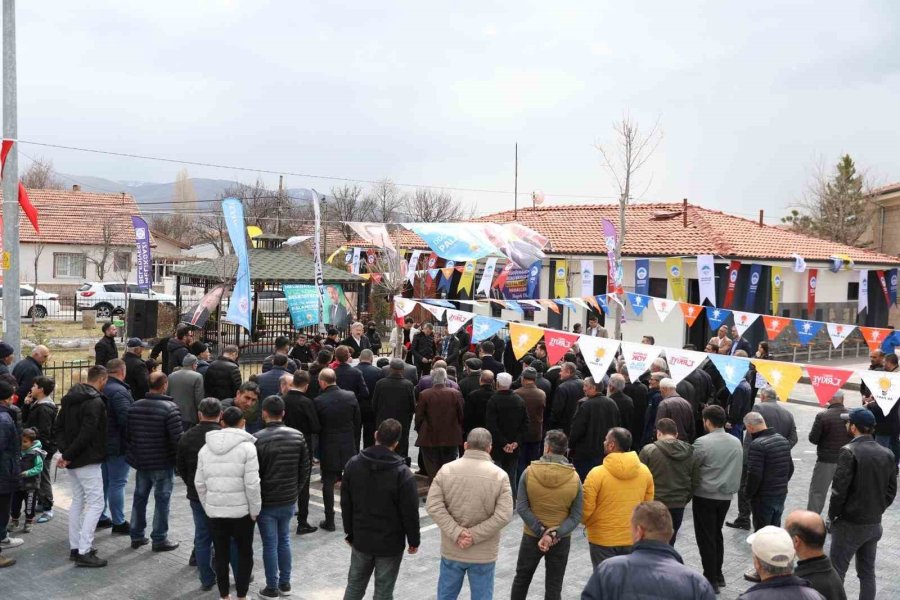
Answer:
[
  {"left": 711, "top": 582, "right": 720, "bottom": 594},
  {"left": 200, "top": 583, "right": 215, "bottom": 592},
  {"left": 725, "top": 520, "right": 751, "bottom": 530},
  {"left": 278, "top": 582, "right": 292, "bottom": 596},
  {"left": 95, "top": 518, "right": 113, "bottom": 530},
  {"left": 111, "top": 521, "right": 130, "bottom": 535},
  {"left": 74, "top": 550, "right": 108, "bottom": 568},
  {"left": 716, "top": 574, "right": 726, "bottom": 587},
  {"left": 152, "top": 540, "right": 180, "bottom": 552},
  {"left": 70, "top": 547, "right": 96, "bottom": 561},
  {"left": 258, "top": 587, "right": 279, "bottom": 599},
  {"left": 189, "top": 548, "right": 197, "bottom": 566},
  {"left": 295, "top": 522, "right": 317, "bottom": 535},
  {"left": 130, "top": 537, "right": 150, "bottom": 549},
  {"left": 318, "top": 519, "right": 335, "bottom": 532}
]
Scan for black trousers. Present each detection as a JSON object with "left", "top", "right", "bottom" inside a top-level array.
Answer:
[
  {"left": 360, "top": 408, "right": 376, "bottom": 450},
  {"left": 209, "top": 515, "right": 255, "bottom": 598},
  {"left": 692, "top": 496, "right": 731, "bottom": 583},
  {"left": 297, "top": 476, "right": 311, "bottom": 525},
  {"left": 510, "top": 534, "right": 571, "bottom": 600},
  {"left": 735, "top": 461, "right": 751, "bottom": 523},
  {"left": 11, "top": 489, "right": 38, "bottom": 521},
  {"left": 422, "top": 446, "right": 458, "bottom": 478},
  {"left": 0, "top": 492, "right": 11, "bottom": 553},
  {"left": 322, "top": 470, "right": 340, "bottom": 520}
]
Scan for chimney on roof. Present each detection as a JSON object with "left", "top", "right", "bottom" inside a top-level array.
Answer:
[
  {"left": 72, "top": 184, "right": 80, "bottom": 192},
  {"left": 759, "top": 209, "right": 764, "bottom": 227},
  {"left": 683, "top": 198, "right": 688, "bottom": 228}
]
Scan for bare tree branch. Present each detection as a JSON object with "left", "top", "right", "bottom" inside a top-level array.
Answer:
[
  {"left": 365, "top": 179, "right": 406, "bottom": 223},
  {"left": 404, "top": 188, "right": 472, "bottom": 222},
  {"left": 21, "top": 156, "right": 65, "bottom": 190},
  {"left": 327, "top": 184, "right": 375, "bottom": 241}
]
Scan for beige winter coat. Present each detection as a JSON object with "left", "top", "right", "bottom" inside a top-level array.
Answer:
[{"left": 425, "top": 449, "right": 513, "bottom": 564}]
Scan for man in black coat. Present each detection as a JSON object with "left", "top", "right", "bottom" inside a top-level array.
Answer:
[
  {"left": 98, "top": 359, "right": 134, "bottom": 533},
  {"left": 436, "top": 330, "right": 461, "bottom": 369},
  {"left": 786, "top": 510, "right": 848, "bottom": 600},
  {"left": 372, "top": 359, "right": 416, "bottom": 465},
  {"left": 729, "top": 325, "right": 753, "bottom": 356},
  {"left": 314, "top": 368, "right": 361, "bottom": 532},
  {"left": 457, "top": 357, "right": 483, "bottom": 401},
  {"left": 334, "top": 346, "right": 369, "bottom": 449},
  {"left": 22, "top": 375, "right": 57, "bottom": 517},
  {"left": 12, "top": 345, "right": 49, "bottom": 402},
  {"left": 622, "top": 366, "right": 650, "bottom": 451},
  {"left": 569, "top": 376, "right": 620, "bottom": 481},
  {"left": 165, "top": 325, "right": 193, "bottom": 375},
  {"left": 175, "top": 397, "right": 224, "bottom": 590},
  {"left": 204, "top": 345, "right": 242, "bottom": 400},
  {"left": 744, "top": 411, "right": 793, "bottom": 539},
  {"left": 262, "top": 335, "right": 299, "bottom": 374},
  {"left": 280, "top": 371, "right": 320, "bottom": 534},
  {"left": 125, "top": 372, "right": 182, "bottom": 552},
  {"left": 94, "top": 322, "right": 119, "bottom": 367},
  {"left": 410, "top": 323, "right": 437, "bottom": 376},
  {"left": 356, "top": 349, "right": 385, "bottom": 450},
  {"left": 288, "top": 333, "right": 313, "bottom": 366},
  {"left": 478, "top": 340, "right": 506, "bottom": 375},
  {"left": 549, "top": 362, "right": 583, "bottom": 435},
  {"left": 254, "top": 396, "right": 311, "bottom": 597},
  {"left": 464, "top": 371, "right": 495, "bottom": 441},
  {"left": 381, "top": 359, "right": 418, "bottom": 386},
  {"left": 123, "top": 338, "right": 151, "bottom": 401},
  {"left": 340, "top": 322, "right": 372, "bottom": 359},
  {"left": 257, "top": 354, "right": 291, "bottom": 400},
  {"left": 607, "top": 374, "right": 635, "bottom": 443},
  {"left": 341, "top": 419, "right": 420, "bottom": 598},
  {"left": 53, "top": 366, "right": 109, "bottom": 567},
  {"left": 485, "top": 373, "right": 529, "bottom": 502},
  {"left": 0, "top": 381, "right": 21, "bottom": 566}
]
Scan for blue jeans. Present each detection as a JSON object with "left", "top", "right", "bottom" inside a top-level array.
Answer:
[
  {"left": 751, "top": 494, "right": 785, "bottom": 531},
  {"left": 101, "top": 454, "right": 131, "bottom": 525},
  {"left": 728, "top": 423, "right": 744, "bottom": 442},
  {"left": 437, "top": 558, "right": 495, "bottom": 600},
  {"left": 189, "top": 499, "right": 239, "bottom": 588},
  {"left": 130, "top": 468, "right": 174, "bottom": 544},
  {"left": 257, "top": 503, "right": 295, "bottom": 589}
]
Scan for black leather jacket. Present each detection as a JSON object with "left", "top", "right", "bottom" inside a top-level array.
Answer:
[
  {"left": 254, "top": 422, "right": 310, "bottom": 507},
  {"left": 828, "top": 435, "right": 897, "bottom": 525}
]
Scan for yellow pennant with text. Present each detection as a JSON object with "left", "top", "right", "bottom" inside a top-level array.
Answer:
[
  {"left": 457, "top": 260, "right": 477, "bottom": 296},
  {"left": 771, "top": 266, "right": 783, "bottom": 314},
  {"left": 554, "top": 263, "right": 568, "bottom": 298},
  {"left": 751, "top": 359, "right": 803, "bottom": 401},
  {"left": 666, "top": 257, "right": 686, "bottom": 302},
  {"left": 509, "top": 323, "right": 546, "bottom": 360}
]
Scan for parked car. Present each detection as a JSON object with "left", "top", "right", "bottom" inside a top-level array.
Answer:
[
  {"left": 75, "top": 282, "right": 176, "bottom": 318},
  {"left": 0, "top": 284, "right": 62, "bottom": 319}
]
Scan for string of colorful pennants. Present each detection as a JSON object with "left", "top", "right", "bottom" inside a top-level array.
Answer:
[{"left": 393, "top": 296, "right": 900, "bottom": 414}]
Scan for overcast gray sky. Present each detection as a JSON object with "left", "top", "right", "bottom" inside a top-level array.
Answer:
[{"left": 9, "top": 0, "right": 900, "bottom": 220}]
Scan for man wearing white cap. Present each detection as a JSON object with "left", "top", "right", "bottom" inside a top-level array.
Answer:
[{"left": 739, "top": 526, "right": 825, "bottom": 599}]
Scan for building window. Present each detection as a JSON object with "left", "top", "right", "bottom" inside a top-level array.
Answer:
[
  {"left": 649, "top": 278, "right": 667, "bottom": 298},
  {"left": 114, "top": 251, "right": 132, "bottom": 273},
  {"left": 847, "top": 282, "right": 859, "bottom": 301},
  {"left": 53, "top": 253, "right": 86, "bottom": 279}
]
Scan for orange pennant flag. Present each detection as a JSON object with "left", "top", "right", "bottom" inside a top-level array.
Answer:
[
  {"left": 509, "top": 323, "right": 545, "bottom": 360},
  {"left": 859, "top": 327, "right": 892, "bottom": 352},
  {"left": 538, "top": 300, "right": 560, "bottom": 314},
  {"left": 585, "top": 296, "right": 602, "bottom": 313},
  {"left": 762, "top": 315, "right": 790, "bottom": 340},
  {"left": 679, "top": 303, "right": 703, "bottom": 327}
]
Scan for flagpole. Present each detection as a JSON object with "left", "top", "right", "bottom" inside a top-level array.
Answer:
[
  {"left": 2, "top": 0, "right": 21, "bottom": 358},
  {"left": 514, "top": 142, "right": 518, "bottom": 220}
]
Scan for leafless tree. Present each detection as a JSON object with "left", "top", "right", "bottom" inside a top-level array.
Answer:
[
  {"left": 327, "top": 184, "right": 375, "bottom": 242},
  {"left": 596, "top": 115, "right": 663, "bottom": 340},
  {"left": 194, "top": 210, "right": 229, "bottom": 257},
  {"left": 404, "top": 188, "right": 472, "bottom": 222},
  {"left": 172, "top": 168, "right": 198, "bottom": 213},
  {"left": 149, "top": 213, "right": 194, "bottom": 244},
  {"left": 21, "top": 156, "right": 64, "bottom": 190},
  {"left": 366, "top": 179, "right": 406, "bottom": 223},
  {"left": 83, "top": 216, "right": 119, "bottom": 281}
]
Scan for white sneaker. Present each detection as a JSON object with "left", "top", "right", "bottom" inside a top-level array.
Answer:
[{"left": 0, "top": 537, "right": 24, "bottom": 548}]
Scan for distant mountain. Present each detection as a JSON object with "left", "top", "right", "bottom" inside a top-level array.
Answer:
[{"left": 61, "top": 174, "right": 240, "bottom": 210}]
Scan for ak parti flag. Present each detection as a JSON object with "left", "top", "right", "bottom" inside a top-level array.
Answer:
[
  {"left": 509, "top": 323, "right": 545, "bottom": 360},
  {"left": 806, "top": 366, "right": 854, "bottom": 407},
  {"left": 762, "top": 315, "right": 790, "bottom": 340},
  {"left": 679, "top": 303, "right": 703, "bottom": 327},
  {"left": 752, "top": 359, "right": 803, "bottom": 401},
  {"left": 859, "top": 326, "right": 892, "bottom": 352}
]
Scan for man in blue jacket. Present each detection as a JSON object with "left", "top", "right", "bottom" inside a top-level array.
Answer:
[
  {"left": 581, "top": 501, "right": 715, "bottom": 600},
  {"left": 98, "top": 359, "right": 134, "bottom": 534}
]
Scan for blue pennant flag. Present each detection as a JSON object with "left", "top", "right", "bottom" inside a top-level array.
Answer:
[
  {"left": 505, "top": 300, "right": 524, "bottom": 314},
  {"left": 471, "top": 315, "right": 506, "bottom": 344},
  {"left": 556, "top": 299, "right": 577, "bottom": 313},
  {"left": 707, "top": 354, "right": 750, "bottom": 394},
  {"left": 222, "top": 198, "right": 252, "bottom": 333},
  {"left": 427, "top": 269, "right": 440, "bottom": 281},
  {"left": 422, "top": 299, "right": 456, "bottom": 308},
  {"left": 793, "top": 320, "right": 824, "bottom": 345},
  {"left": 706, "top": 306, "right": 732, "bottom": 331},
  {"left": 595, "top": 295, "right": 609, "bottom": 314},
  {"left": 626, "top": 293, "right": 649, "bottom": 316}
]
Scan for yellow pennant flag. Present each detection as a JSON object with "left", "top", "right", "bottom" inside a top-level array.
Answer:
[
  {"left": 327, "top": 245, "right": 347, "bottom": 264},
  {"left": 751, "top": 359, "right": 803, "bottom": 401},
  {"left": 509, "top": 323, "right": 546, "bottom": 360},
  {"left": 554, "top": 263, "right": 568, "bottom": 298},
  {"left": 457, "top": 260, "right": 477, "bottom": 296},
  {"left": 246, "top": 225, "right": 263, "bottom": 248},
  {"left": 771, "top": 266, "right": 783, "bottom": 314},
  {"left": 666, "top": 257, "right": 686, "bottom": 301}
]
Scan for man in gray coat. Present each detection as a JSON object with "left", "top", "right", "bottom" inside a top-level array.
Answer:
[{"left": 167, "top": 354, "right": 205, "bottom": 432}]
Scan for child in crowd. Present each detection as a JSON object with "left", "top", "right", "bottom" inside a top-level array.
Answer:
[{"left": 8, "top": 428, "right": 46, "bottom": 534}]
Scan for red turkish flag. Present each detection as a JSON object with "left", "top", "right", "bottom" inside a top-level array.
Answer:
[
  {"left": 859, "top": 326, "right": 891, "bottom": 352},
  {"left": 0, "top": 139, "right": 13, "bottom": 176},
  {"left": 543, "top": 330, "right": 579, "bottom": 366},
  {"left": 806, "top": 366, "right": 854, "bottom": 407},
  {"left": 679, "top": 303, "right": 703, "bottom": 327},
  {"left": 18, "top": 182, "right": 39, "bottom": 233},
  {"left": 807, "top": 269, "right": 818, "bottom": 315},
  {"left": 762, "top": 315, "right": 790, "bottom": 340}
]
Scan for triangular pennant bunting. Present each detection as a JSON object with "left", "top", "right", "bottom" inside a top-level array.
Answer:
[
  {"left": 621, "top": 341, "right": 663, "bottom": 385},
  {"left": 543, "top": 330, "right": 579, "bottom": 366},
  {"left": 446, "top": 309, "right": 473, "bottom": 334},
  {"left": 471, "top": 315, "right": 505, "bottom": 344},
  {"left": 679, "top": 303, "right": 703, "bottom": 327},
  {"left": 732, "top": 311, "right": 759, "bottom": 337},
  {"left": 705, "top": 306, "right": 732, "bottom": 331},
  {"left": 762, "top": 315, "right": 790, "bottom": 340},
  {"left": 826, "top": 323, "right": 855, "bottom": 349},
  {"left": 665, "top": 348, "right": 708, "bottom": 385},
  {"left": 752, "top": 359, "right": 803, "bottom": 401},
  {"left": 805, "top": 366, "right": 854, "bottom": 407},
  {"left": 419, "top": 302, "right": 446, "bottom": 320},
  {"left": 707, "top": 354, "right": 751, "bottom": 394},
  {"left": 652, "top": 297, "right": 677, "bottom": 322},
  {"left": 794, "top": 320, "right": 825, "bottom": 346},
  {"left": 538, "top": 299, "right": 560, "bottom": 314},
  {"left": 578, "top": 336, "right": 621, "bottom": 382},
  {"left": 509, "top": 323, "right": 545, "bottom": 360},
  {"left": 859, "top": 370, "right": 900, "bottom": 416},
  {"left": 859, "top": 327, "right": 892, "bottom": 352},
  {"left": 627, "top": 293, "right": 649, "bottom": 316}
]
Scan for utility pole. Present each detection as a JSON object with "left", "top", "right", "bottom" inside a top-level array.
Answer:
[
  {"left": 276, "top": 174, "right": 284, "bottom": 236},
  {"left": 2, "top": 0, "right": 21, "bottom": 358},
  {"left": 613, "top": 190, "right": 627, "bottom": 340},
  {"left": 513, "top": 143, "right": 518, "bottom": 220}
]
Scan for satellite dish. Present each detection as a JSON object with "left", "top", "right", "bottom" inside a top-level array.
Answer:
[{"left": 532, "top": 190, "right": 545, "bottom": 206}]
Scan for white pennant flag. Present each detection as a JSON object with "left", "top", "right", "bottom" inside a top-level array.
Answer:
[
  {"left": 858, "top": 270, "right": 868, "bottom": 314},
  {"left": 406, "top": 250, "right": 422, "bottom": 284},
  {"left": 826, "top": 323, "right": 856, "bottom": 349},
  {"left": 519, "top": 300, "right": 543, "bottom": 310},
  {"left": 419, "top": 302, "right": 446, "bottom": 320},
  {"left": 570, "top": 297, "right": 592, "bottom": 312},
  {"left": 581, "top": 260, "right": 595, "bottom": 297},
  {"left": 351, "top": 247, "right": 362, "bottom": 274},
  {"left": 697, "top": 254, "right": 717, "bottom": 306},
  {"left": 621, "top": 341, "right": 664, "bottom": 385},
  {"left": 577, "top": 335, "right": 620, "bottom": 382},
  {"left": 665, "top": 347, "right": 708, "bottom": 385},
  {"left": 652, "top": 297, "right": 677, "bottom": 322},
  {"left": 859, "top": 370, "right": 900, "bottom": 416},
  {"left": 476, "top": 257, "right": 498, "bottom": 295},
  {"left": 446, "top": 309, "right": 474, "bottom": 334},
  {"left": 792, "top": 254, "right": 807, "bottom": 273},
  {"left": 394, "top": 296, "right": 416, "bottom": 318},
  {"left": 732, "top": 311, "right": 760, "bottom": 337}
]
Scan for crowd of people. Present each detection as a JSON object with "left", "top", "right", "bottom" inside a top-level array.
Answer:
[{"left": 0, "top": 316, "right": 897, "bottom": 600}]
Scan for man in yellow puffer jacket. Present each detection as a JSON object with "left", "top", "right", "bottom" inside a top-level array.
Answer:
[{"left": 582, "top": 427, "right": 654, "bottom": 567}]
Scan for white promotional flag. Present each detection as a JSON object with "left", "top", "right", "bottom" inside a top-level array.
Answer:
[
  {"left": 652, "top": 297, "right": 677, "bottom": 322},
  {"left": 665, "top": 347, "right": 708, "bottom": 385},
  {"left": 581, "top": 260, "right": 595, "bottom": 298},
  {"left": 446, "top": 309, "right": 473, "bottom": 334},
  {"left": 621, "top": 341, "right": 664, "bottom": 385},
  {"left": 476, "top": 257, "right": 498, "bottom": 295},
  {"left": 859, "top": 370, "right": 900, "bottom": 416},
  {"left": 351, "top": 247, "right": 362, "bottom": 275},
  {"left": 419, "top": 302, "right": 446, "bottom": 320},
  {"left": 792, "top": 254, "right": 807, "bottom": 273},
  {"left": 394, "top": 296, "right": 416, "bottom": 318},
  {"left": 858, "top": 270, "right": 868, "bottom": 314},
  {"left": 697, "top": 255, "right": 717, "bottom": 306},
  {"left": 826, "top": 323, "right": 856, "bottom": 349},
  {"left": 732, "top": 311, "right": 760, "bottom": 337},
  {"left": 406, "top": 250, "right": 423, "bottom": 284},
  {"left": 577, "top": 335, "right": 620, "bottom": 382}
]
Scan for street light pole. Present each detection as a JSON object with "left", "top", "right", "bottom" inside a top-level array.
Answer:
[{"left": 2, "top": 0, "right": 21, "bottom": 358}]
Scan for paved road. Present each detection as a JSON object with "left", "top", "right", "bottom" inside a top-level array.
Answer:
[{"left": 3, "top": 383, "right": 897, "bottom": 599}]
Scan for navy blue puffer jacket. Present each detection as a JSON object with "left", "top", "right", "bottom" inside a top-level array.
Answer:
[{"left": 126, "top": 393, "right": 183, "bottom": 470}]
